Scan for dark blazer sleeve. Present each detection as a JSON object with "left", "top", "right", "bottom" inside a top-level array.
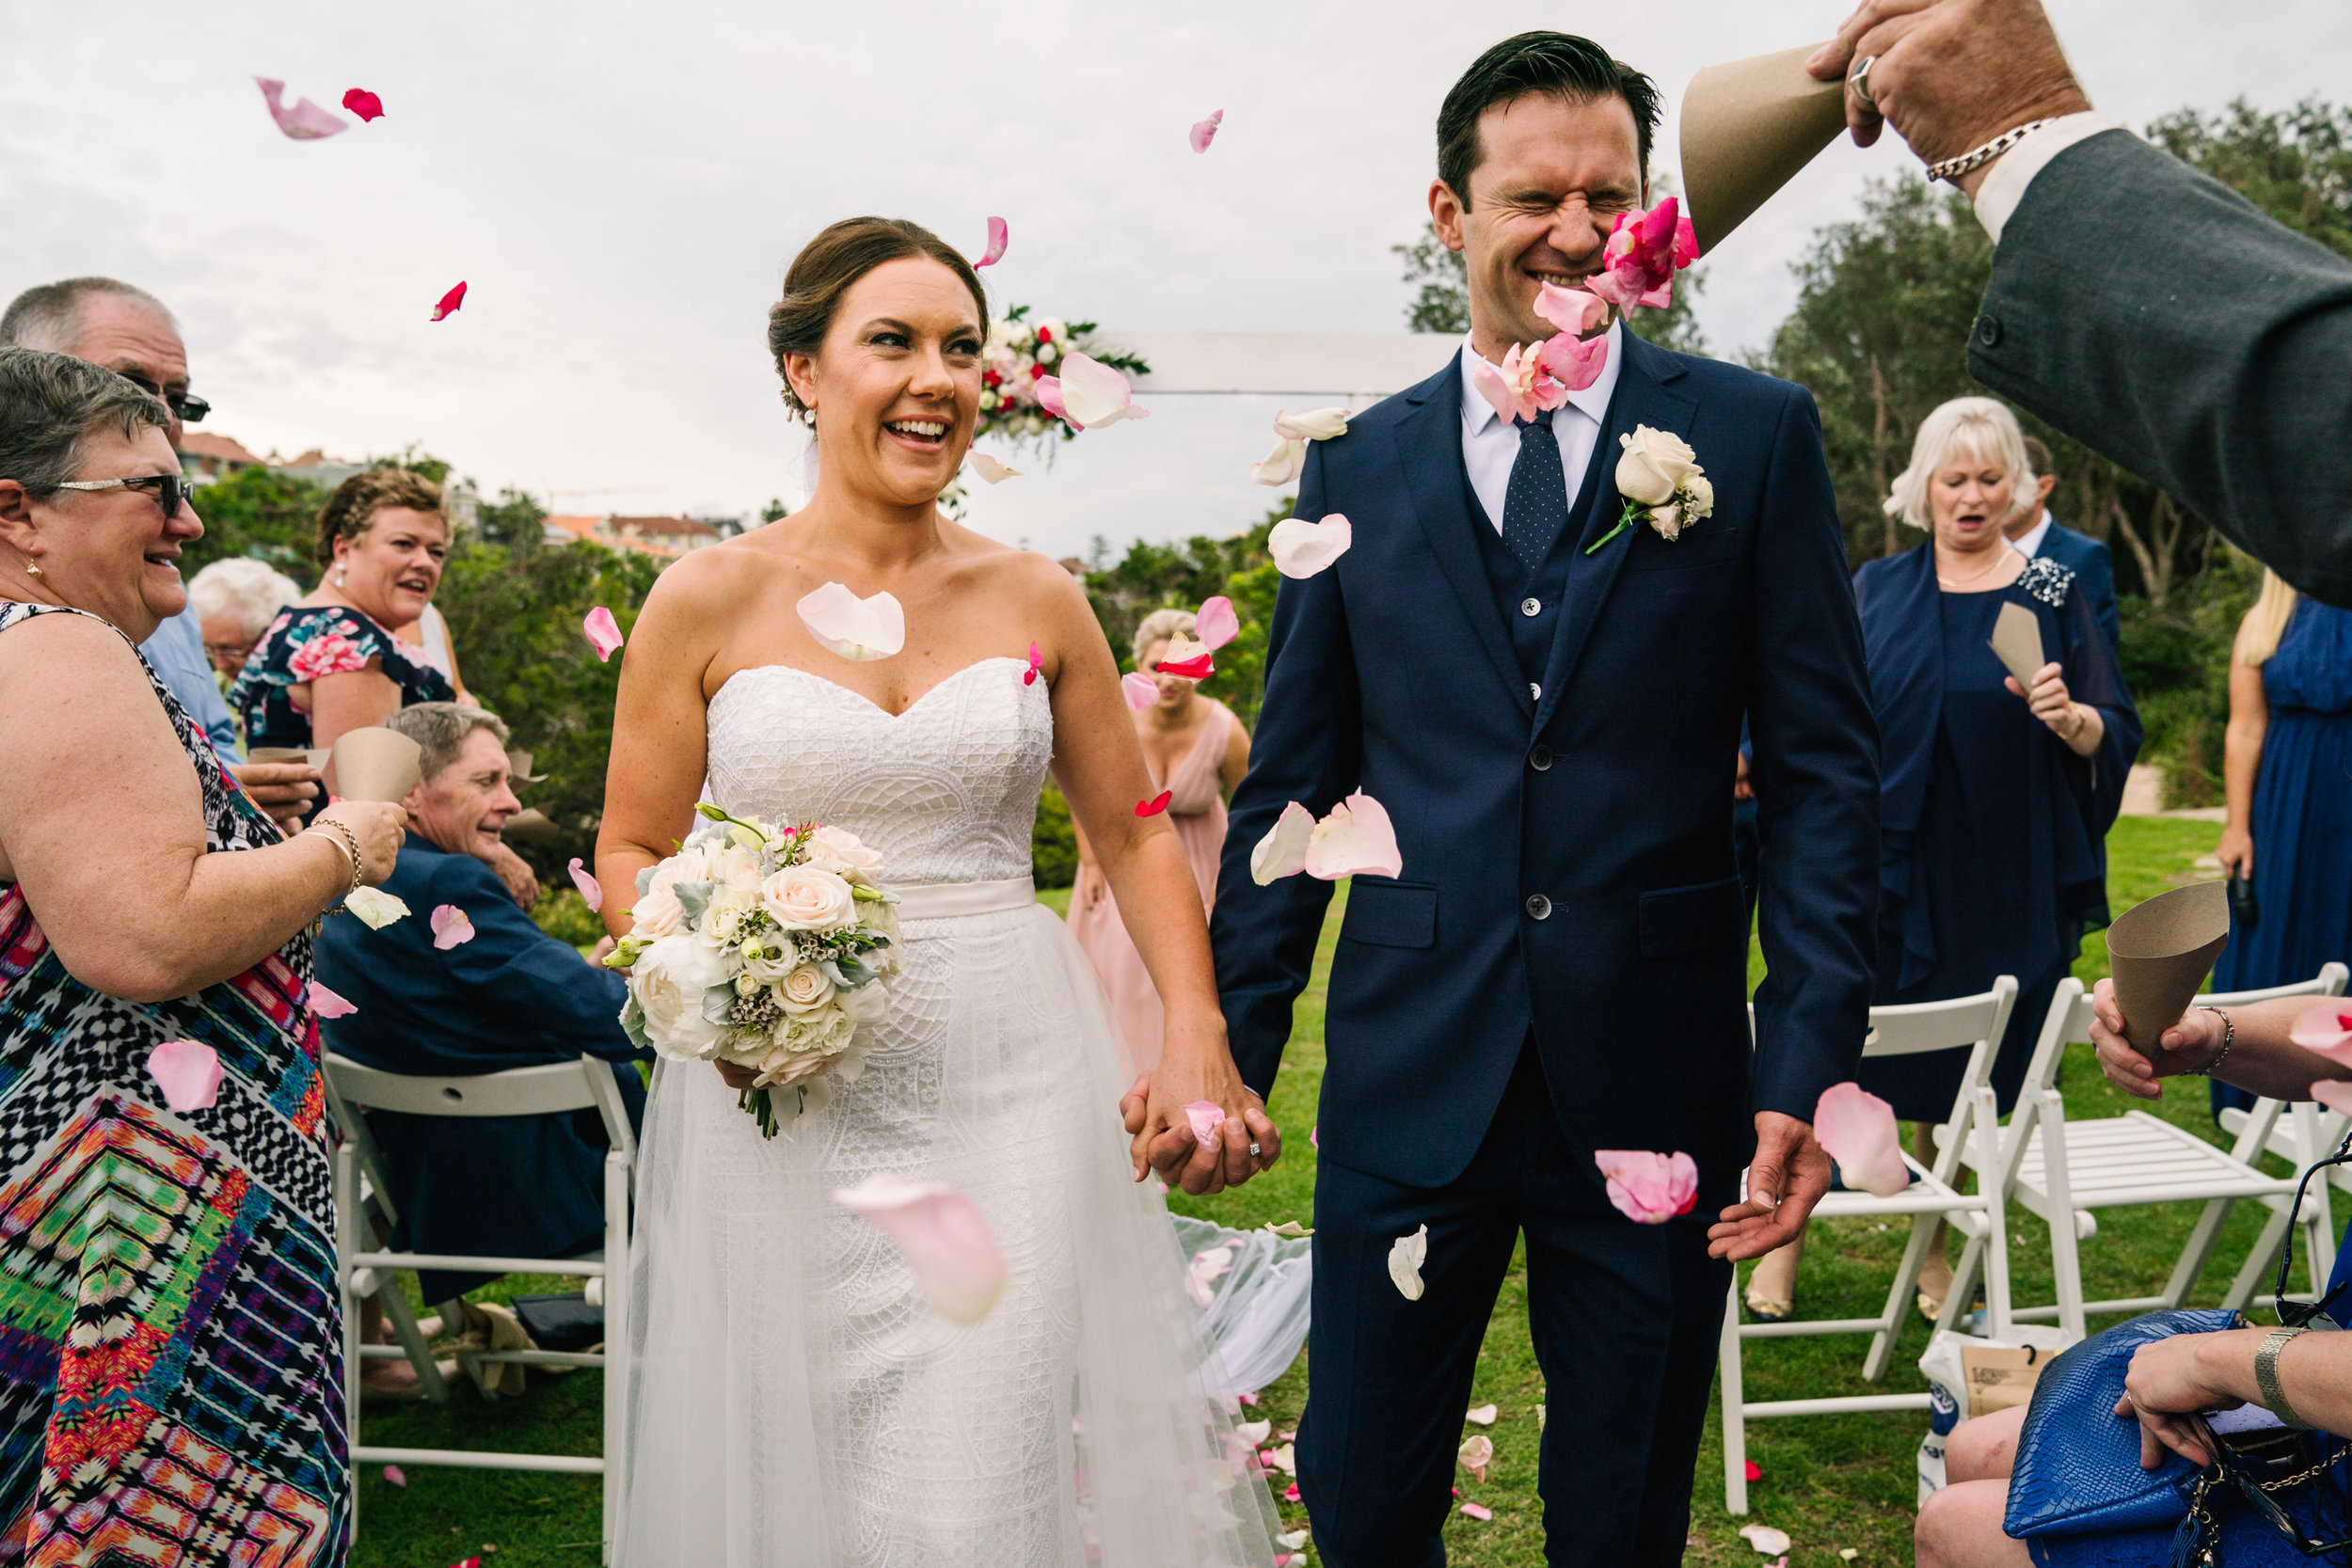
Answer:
[
  {"left": 426, "top": 855, "right": 645, "bottom": 1063},
  {"left": 1744, "top": 387, "right": 1881, "bottom": 1121},
  {"left": 1972, "top": 131, "right": 2352, "bottom": 607},
  {"left": 1209, "top": 443, "right": 1364, "bottom": 1098},
  {"left": 2078, "top": 534, "right": 2121, "bottom": 655}
]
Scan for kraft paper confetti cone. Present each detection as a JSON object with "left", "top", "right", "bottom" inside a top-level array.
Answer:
[
  {"left": 1989, "top": 601, "right": 2047, "bottom": 689},
  {"left": 246, "top": 746, "right": 328, "bottom": 768},
  {"left": 1679, "top": 43, "right": 1850, "bottom": 255},
  {"left": 2107, "top": 881, "right": 2232, "bottom": 1052},
  {"left": 330, "top": 726, "right": 421, "bottom": 803}
]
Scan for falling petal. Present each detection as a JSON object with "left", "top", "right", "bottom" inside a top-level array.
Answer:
[
  {"left": 1814, "top": 1082, "right": 1908, "bottom": 1196},
  {"left": 1136, "top": 790, "right": 1173, "bottom": 818},
  {"left": 342, "top": 88, "right": 385, "bottom": 121},
  {"left": 1189, "top": 109, "right": 1224, "bottom": 153},
  {"left": 1237, "top": 1418, "right": 1272, "bottom": 1447},
  {"left": 1458, "top": 1433, "right": 1494, "bottom": 1481},
  {"left": 583, "top": 606, "right": 623, "bottom": 661},
  {"left": 1185, "top": 1244, "right": 1236, "bottom": 1308},
  {"left": 1034, "top": 374, "right": 1068, "bottom": 422},
  {"left": 1538, "top": 330, "right": 1612, "bottom": 393},
  {"left": 1534, "top": 281, "right": 1610, "bottom": 337},
  {"left": 970, "top": 451, "right": 1022, "bottom": 483},
  {"left": 430, "top": 905, "right": 475, "bottom": 950},
  {"left": 1156, "top": 647, "right": 1216, "bottom": 681},
  {"left": 382, "top": 1464, "right": 406, "bottom": 1486},
  {"left": 1594, "top": 1148, "right": 1700, "bottom": 1224},
  {"left": 1465, "top": 1403, "right": 1497, "bottom": 1426},
  {"left": 1184, "top": 1100, "right": 1228, "bottom": 1147},
  {"left": 1023, "top": 641, "right": 1043, "bottom": 687},
  {"left": 428, "top": 281, "right": 467, "bottom": 323},
  {"left": 253, "top": 77, "right": 348, "bottom": 140},
  {"left": 309, "top": 981, "right": 358, "bottom": 1019},
  {"left": 1740, "top": 1524, "right": 1792, "bottom": 1556},
  {"left": 1272, "top": 407, "right": 1351, "bottom": 442},
  {"left": 567, "top": 858, "right": 603, "bottom": 912},
  {"left": 148, "top": 1039, "right": 225, "bottom": 1113},
  {"left": 975, "top": 215, "right": 1009, "bottom": 269},
  {"left": 343, "top": 886, "right": 410, "bottom": 928},
  {"left": 2313, "top": 1080, "right": 2352, "bottom": 1117},
  {"left": 833, "top": 1173, "right": 1009, "bottom": 1323},
  {"left": 1263, "top": 1220, "right": 1312, "bottom": 1238},
  {"left": 1469, "top": 355, "right": 1518, "bottom": 424},
  {"left": 1185, "top": 600, "right": 1238, "bottom": 658},
  {"left": 1304, "top": 791, "right": 1403, "bottom": 880},
  {"left": 2291, "top": 1003, "right": 2352, "bottom": 1065},
  {"left": 1461, "top": 1502, "right": 1494, "bottom": 1521},
  {"left": 1268, "top": 514, "right": 1354, "bottom": 578},
  {"left": 1121, "top": 672, "right": 1160, "bottom": 710},
  {"left": 1388, "top": 1224, "right": 1428, "bottom": 1301},
  {"left": 797, "top": 582, "right": 907, "bottom": 661},
  {"left": 1250, "top": 436, "right": 1307, "bottom": 487},
  {"left": 1250, "top": 801, "right": 1316, "bottom": 885},
  {"left": 1056, "top": 352, "right": 1149, "bottom": 429}
]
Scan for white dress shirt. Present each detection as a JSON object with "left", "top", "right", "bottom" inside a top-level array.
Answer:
[
  {"left": 2010, "top": 508, "right": 2056, "bottom": 559},
  {"left": 1973, "top": 112, "right": 2123, "bottom": 244},
  {"left": 1458, "top": 322, "right": 1625, "bottom": 535}
]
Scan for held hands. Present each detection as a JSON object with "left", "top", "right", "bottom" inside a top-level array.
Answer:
[
  {"left": 1804, "top": 0, "right": 2092, "bottom": 184},
  {"left": 315, "top": 800, "right": 406, "bottom": 886},
  {"left": 2090, "top": 976, "right": 2228, "bottom": 1100},
  {"left": 229, "top": 760, "right": 322, "bottom": 831},
  {"left": 1708, "top": 1111, "right": 1833, "bottom": 1260},
  {"left": 486, "top": 842, "right": 541, "bottom": 909},
  {"left": 1119, "top": 1033, "right": 1279, "bottom": 1196}
]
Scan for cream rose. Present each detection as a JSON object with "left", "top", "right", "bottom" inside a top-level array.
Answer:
[
  {"left": 629, "top": 882, "right": 684, "bottom": 941},
  {"left": 1615, "top": 426, "right": 1700, "bottom": 507},
  {"left": 803, "top": 825, "right": 883, "bottom": 881},
  {"left": 708, "top": 845, "right": 765, "bottom": 894},
  {"left": 647, "top": 845, "right": 710, "bottom": 899},
  {"left": 760, "top": 864, "right": 858, "bottom": 932},
  {"left": 629, "top": 933, "right": 735, "bottom": 1060},
  {"left": 777, "top": 963, "right": 836, "bottom": 1014}
]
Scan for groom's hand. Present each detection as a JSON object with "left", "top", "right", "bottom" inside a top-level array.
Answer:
[{"left": 1708, "top": 1112, "right": 1832, "bottom": 1260}]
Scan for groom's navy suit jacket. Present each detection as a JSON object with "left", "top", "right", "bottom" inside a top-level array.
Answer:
[{"left": 1212, "top": 333, "right": 1880, "bottom": 1193}]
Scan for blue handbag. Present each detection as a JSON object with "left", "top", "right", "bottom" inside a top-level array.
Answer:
[{"left": 2003, "top": 1308, "right": 2242, "bottom": 1539}]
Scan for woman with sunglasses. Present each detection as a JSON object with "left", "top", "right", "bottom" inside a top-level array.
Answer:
[{"left": 0, "top": 347, "right": 406, "bottom": 1563}]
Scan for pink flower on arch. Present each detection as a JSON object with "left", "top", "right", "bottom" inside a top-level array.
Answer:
[{"left": 1593, "top": 1148, "right": 1699, "bottom": 1224}]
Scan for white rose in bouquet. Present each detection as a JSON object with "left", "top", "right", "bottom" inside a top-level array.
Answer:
[
  {"left": 837, "top": 977, "right": 890, "bottom": 1024},
  {"left": 629, "top": 881, "right": 685, "bottom": 941},
  {"left": 777, "top": 963, "right": 837, "bottom": 1014},
  {"left": 647, "top": 843, "right": 710, "bottom": 898},
  {"left": 630, "top": 933, "right": 736, "bottom": 1059},
  {"left": 761, "top": 864, "right": 859, "bottom": 932},
  {"left": 709, "top": 844, "right": 766, "bottom": 893},
  {"left": 803, "top": 825, "right": 883, "bottom": 882},
  {"left": 700, "top": 884, "right": 760, "bottom": 946},
  {"left": 755, "top": 1006, "right": 857, "bottom": 1086}
]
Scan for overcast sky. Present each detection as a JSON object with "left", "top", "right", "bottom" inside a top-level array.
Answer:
[{"left": 3, "top": 0, "right": 2344, "bottom": 561}]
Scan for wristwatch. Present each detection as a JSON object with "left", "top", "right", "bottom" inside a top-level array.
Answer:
[{"left": 2256, "top": 1325, "right": 2314, "bottom": 1429}]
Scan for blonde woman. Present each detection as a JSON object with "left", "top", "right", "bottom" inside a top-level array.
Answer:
[
  {"left": 2206, "top": 568, "right": 2352, "bottom": 1117},
  {"left": 1068, "top": 607, "right": 1252, "bottom": 1076}
]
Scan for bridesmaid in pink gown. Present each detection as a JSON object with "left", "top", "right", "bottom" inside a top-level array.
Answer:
[{"left": 1069, "top": 608, "right": 1252, "bottom": 1077}]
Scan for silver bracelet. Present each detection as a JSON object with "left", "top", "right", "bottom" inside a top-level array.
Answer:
[
  {"left": 2189, "top": 1006, "right": 2235, "bottom": 1077},
  {"left": 2257, "top": 1324, "right": 2314, "bottom": 1429},
  {"left": 1924, "top": 119, "right": 2058, "bottom": 183}
]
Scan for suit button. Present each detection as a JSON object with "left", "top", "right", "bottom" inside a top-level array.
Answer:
[
  {"left": 1524, "top": 894, "right": 1551, "bottom": 921},
  {"left": 1976, "top": 311, "right": 2003, "bottom": 347},
  {"left": 1529, "top": 745, "right": 1553, "bottom": 771},
  {"left": 1529, "top": 682, "right": 1542, "bottom": 703},
  {"left": 1520, "top": 596, "right": 1541, "bottom": 617}
]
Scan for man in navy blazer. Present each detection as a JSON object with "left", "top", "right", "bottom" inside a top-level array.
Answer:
[
  {"left": 1207, "top": 34, "right": 1879, "bottom": 1565},
  {"left": 316, "top": 704, "right": 647, "bottom": 1323},
  {"left": 2011, "top": 436, "right": 2120, "bottom": 655}
]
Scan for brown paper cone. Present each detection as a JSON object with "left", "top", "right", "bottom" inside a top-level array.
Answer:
[
  {"left": 246, "top": 746, "right": 328, "bottom": 768},
  {"left": 501, "top": 807, "right": 560, "bottom": 845},
  {"left": 1679, "top": 42, "right": 1850, "bottom": 255},
  {"left": 1989, "top": 602, "right": 2046, "bottom": 688},
  {"left": 331, "top": 727, "right": 422, "bottom": 803},
  {"left": 2107, "top": 881, "right": 2232, "bottom": 1052},
  {"left": 506, "top": 749, "right": 548, "bottom": 784}
]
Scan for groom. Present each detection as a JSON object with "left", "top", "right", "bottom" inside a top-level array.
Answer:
[{"left": 1209, "top": 32, "right": 1880, "bottom": 1566}]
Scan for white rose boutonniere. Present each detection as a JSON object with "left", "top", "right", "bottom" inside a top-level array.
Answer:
[{"left": 1589, "top": 425, "right": 1713, "bottom": 553}]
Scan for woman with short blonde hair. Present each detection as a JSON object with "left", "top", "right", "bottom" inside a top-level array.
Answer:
[{"left": 1883, "top": 397, "right": 2038, "bottom": 537}]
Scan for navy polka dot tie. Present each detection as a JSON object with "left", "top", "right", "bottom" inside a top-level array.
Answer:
[{"left": 1501, "top": 409, "right": 1570, "bottom": 571}]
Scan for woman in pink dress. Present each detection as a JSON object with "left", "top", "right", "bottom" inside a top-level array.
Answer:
[{"left": 1069, "top": 608, "right": 1252, "bottom": 1077}]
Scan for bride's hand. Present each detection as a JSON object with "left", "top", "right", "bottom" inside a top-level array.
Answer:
[{"left": 1128, "top": 1022, "right": 1279, "bottom": 1196}]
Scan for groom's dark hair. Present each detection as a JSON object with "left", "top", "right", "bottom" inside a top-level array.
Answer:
[{"left": 1437, "top": 32, "right": 1661, "bottom": 208}]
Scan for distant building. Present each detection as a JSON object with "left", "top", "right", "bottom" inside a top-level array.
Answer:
[
  {"left": 1058, "top": 557, "right": 1088, "bottom": 579},
  {"left": 271, "top": 449, "right": 370, "bottom": 491},
  {"left": 542, "top": 513, "right": 722, "bottom": 562},
  {"left": 179, "top": 433, "right": 266, "bottom": 484}
]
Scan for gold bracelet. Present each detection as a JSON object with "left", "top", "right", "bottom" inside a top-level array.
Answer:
[{"left": 308, "top": 820, "right": 364, "bottom": 899}]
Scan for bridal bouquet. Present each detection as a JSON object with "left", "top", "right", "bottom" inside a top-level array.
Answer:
[
  {"left": 975, "top": 304, "right": 1150, "bottom": 450},
  {"left": 605, "top": 803, "right": 897, "bottom": 1137}
]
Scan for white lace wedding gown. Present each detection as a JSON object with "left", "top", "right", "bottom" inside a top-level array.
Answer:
[{"left": 619, "top": 657, "right": 1279, "bottom": 1566}]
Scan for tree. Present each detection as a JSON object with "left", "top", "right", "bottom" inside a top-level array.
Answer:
[
  {"left": 184, "top": 467, "right": 331, "bottom": 578},
  {"left": 1392, "top": 224, "right": 1470, "bottom": 336},
  {"left": 475, "top": 486, "right": 548, "bottom": 554}
]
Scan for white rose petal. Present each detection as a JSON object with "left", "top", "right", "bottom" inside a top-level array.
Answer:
[
  {"left": 629, "top": 882, "right": 684, "bottom": 941},
  {"left": 1388, "top": 1223, "right": 1429, "bottom": 1301},
  {"left": 970, "top": 452, "right": 1022, "bottom": 484},
  {"left": 804, "top": 825, "right": 884, "bottom": 879},
  {"left": 777, "top": 963, "right": 836, "bottom": 1013},
  {"left": 343, "top": 886, "right": 410, "bottom": 929},
  {"left": 1740, "top": 1525, "right": 1792, "bottom": 1557},
  {"left": 1272, "top": 406, "right": 1351, "bottom": 442},
  {"left": 1249, "top": 436, "right": 1307, "bottom": 487},
  {"left": 1267, "top": 514, "right": 1353, "bottom": 578},
  {"left": 797, "top": 581, "right": 906, "bottom": 662},
  {"left": 630, "top": 933, "right": 736, "bottom": 1060},
  {"left": 837, "top": 979, "right": 889, "bottom": 1023}
]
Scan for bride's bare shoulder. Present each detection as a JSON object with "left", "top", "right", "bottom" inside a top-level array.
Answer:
[
  {"left": 943, "top": 529, "right": 1091, "bottom": 620},
  {"left": 638, "top": 532, "right": 797, "bottom": 621}
]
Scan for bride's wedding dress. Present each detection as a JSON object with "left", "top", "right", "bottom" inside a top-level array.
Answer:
[{"left": 619, "top": 657, "right": 1279, "bottom": 1566}]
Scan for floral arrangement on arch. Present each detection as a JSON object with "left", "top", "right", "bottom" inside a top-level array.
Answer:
[{"left": 977, "top": 305, "right": 1151, "bottom": 451}]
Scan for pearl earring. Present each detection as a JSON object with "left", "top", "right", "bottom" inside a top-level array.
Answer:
[{"left": 334, "top": 569, "right": 346, "bottom": 587}]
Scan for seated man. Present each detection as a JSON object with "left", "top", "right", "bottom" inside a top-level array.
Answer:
[{"left": 316, "top": 702, "right": 646, "bottom": 1389}]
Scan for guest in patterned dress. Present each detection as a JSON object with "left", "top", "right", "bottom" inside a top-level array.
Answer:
[
  {"left": 1067, "top": 608, "right": 1252, "bottom": 1077},
  {"left": 0, "top": 347, "right": 407, "bottom": 1564}
]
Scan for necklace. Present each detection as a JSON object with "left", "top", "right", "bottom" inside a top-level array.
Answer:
[{"left": 1937, "top": 547, "right": 2014, "bottom": 591}]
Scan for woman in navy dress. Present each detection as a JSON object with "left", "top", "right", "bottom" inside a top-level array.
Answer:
[
  {"left": 2209, "top": 570, "right": 2352, "bottom": 1117},
  {"left": 1743, "top": 398, "right": 2139, "bottom": 1322}
]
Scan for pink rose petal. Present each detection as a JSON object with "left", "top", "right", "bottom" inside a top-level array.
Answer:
[
  {"left": 1587, "top": 196, "right": 1696, "bottom": 315},
  {"left": 1238, "top": 1391, "right": 1260, "bottom": 1406},
  {"left": 429, "top": 281, "right": 467, "bottom": 322},
  {"left": 1593, "top": 1148, "right": 1699, "bottom": 1224},
  {"left": 1267, "top": 514, "right": 1352, "bottom": 578},
  {"left": 2313, "top": 1080, "right": 2352, "bottom": 1117},
  {"left": 1121, "top": 672, "right": 1161, "bottom": 710},
  {"left": 309, "top": 981, "right": 358, "bottom": 1019},
  {"left": 1744, "top": 1459, "right": 1764, "bottom": 1481},
  {"left": 1184, "top": 1100, "right": 1228, "bottom": 1147},
  {"left": 1538, "top": 330, "right": 1611, "bottom": 393},
  {"left": 1814, "top": 1082, "right": 1908, "bottom": 1197},
  {"left": 833, "top": 1173, "right": 1009, "bottom": 1323},
  {"left": 1461, "top": 1502, "right": 1494, "bottom": 1521},
  {"left": 1195, "top": 595, "right": 1239, "bottom": 652},
  {"left": 976, "top": 215, "right": 1009, "bottom": 269},
  {"left": 1034, "top": 374, "right": 1068, "bottom": 422},
  {"left": 1468, "top": 355, "right": 1518, "bottom": 425},
  {"left": 1284, "top": 1482, "right": 1300, "bottom": 1503},
  {"left": 1023, "top": 641, "right": 1043, "bottom": 687},
  {"left": 1189, "top": 110, "right": 1224, "bottom": 153},
  {"left": 1057, "top": 352, "right": 1149, "bottom": 430},
  {"left": 254, "top": 77, "right": 348, "bottom": 140},
  {"left": 430, "top": 904, "right": 475, "bottom": 950},
  {"left": 567, "top": 858, "right": 602, "bottom": 912},
  {"left": 1303, "top": 791, "right": 1403, "bottom": 880},
  {"left": 1534, "top": 281, "right": 1610, "bottom": 337},
  {"left": 1249, "top": 800, "right": 1316, "bottom": 884},
  {"left": 582, "top": 606, "right": 623, "bottom": 661},
  {"left": 382, "top": 1463, "right": 406, "bottom": 1486},
  {"left": 1309, "top": 1124, "right": 1318, "bottom": 1148},
  {"left": 2291, "top": 1003, "right": 2352, "bottom": 1064},
  {"left": 1157, "top": 652, "right": 1216, "bottom": 680},
  {"left": 148, "top": 1039, "right": 225, "bottom": 1113},
  {"left": 342, "top": 88, "right": 385, "bottom": 122},
  {"left": 1136, "top": 790, "right": 1173, "bottom": 818},
  {"left": 796, "top": 582, "right": 906, "bottom": 661}
]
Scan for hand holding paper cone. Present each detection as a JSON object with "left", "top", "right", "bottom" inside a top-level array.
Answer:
[
  {"left": 1679, "top": 43, "right": 1849, "bottom": 254},
  {"left": 1988, "top": 602, "right": 2046, "bottom": 689},
  {"left": 2106, "top": 882, "right": 2231, "bottom": 1053},
  {"left": 330, "top": 727, "right": 422, "bottom": 804}
]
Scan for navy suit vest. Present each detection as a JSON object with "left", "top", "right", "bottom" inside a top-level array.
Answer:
[{"left": 1466, "top": 431, "right": 1612, "bottom": 690}]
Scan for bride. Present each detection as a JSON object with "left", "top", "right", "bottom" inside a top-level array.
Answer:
[{"left": 596, "top": 216, "right": 1283, "bottom": 1565}]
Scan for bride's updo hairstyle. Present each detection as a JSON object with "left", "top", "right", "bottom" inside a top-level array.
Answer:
[{"left": 768, "top": 217, "right": 991, "bottom": 420}]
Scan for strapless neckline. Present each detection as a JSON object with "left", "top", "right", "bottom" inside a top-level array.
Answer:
[{"left": 713, "top": 655, "right": 1025, "bottom": 721}]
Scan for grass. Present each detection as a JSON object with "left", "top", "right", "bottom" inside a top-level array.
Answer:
[{"left": 354, "top": 818, "right": 2238, "bottom": 1566}]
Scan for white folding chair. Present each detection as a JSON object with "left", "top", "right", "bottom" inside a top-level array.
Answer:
[
  {"left": 328, "top": 1053, "right": 636, "bottom": 1562},
  {"left": 1720, "top": 977, "right": 2018, "bottom": 1514},
  {"left": 1945, "top": 964, "right": 2346, "bottom": 1343},
  {"left": 2203, "top": 966, "right": 2352, "bottom": 1304}
]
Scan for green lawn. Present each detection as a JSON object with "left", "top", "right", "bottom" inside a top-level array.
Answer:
[{"left": 355, "top": 818, "right": 2240, "bottom": 1566}]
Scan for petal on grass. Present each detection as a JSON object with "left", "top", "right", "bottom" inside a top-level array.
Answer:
[
  {"left": 254, "top": 77, "right": 347, "bottom": 140},
  {"left": 583, "top": 606, "right": 623, "bottom": 661},
  {"left": 834, "top": 1174, "right": 1009, "bottom": 1323},
  {"left": 1465, "top": 1403, "right": 1497, "bottom": 1426},
  {"left": 430, "top": 905, "right": 475, "bottom": 950},
  {"left": 1814, "top": 1082, "right": 1908, "bottom": 1197},
  {"left": 1250, "top": 801, "right": 1316, "bottom": 885},
  {"left": 567, "top": 858, "right": 602, "bottom": 912},
  {"left": 308, "top": 981, "right": 358, "bottom": 1019},
  {"left": 1458, "top": 1433, "right": 1493, "bottom": 1481},
  {"left": 1460, "top": 1503, "right": 1494, "bottom": 1521},
  {"left": 975, "top": 215, "right": 1009, "bottom": 269},
  {"left": 1267, "top": 514, "right": 1353, "bottom": 578},
  {"left": 796, "top": 582, "right": 906, "bottom": 661},
  {"left": 1740, "top": 1525, "right": 1792, "bottom": 1556},
  {"left": 148, "top": 1040, "right": 224, "bottom": 1113},
  {"left": 1388, "top": 1224, "right": 1428, "bottom": 1301},
  {"left": 381, "top": 1463, "right": 406, "bottom": 1486}
]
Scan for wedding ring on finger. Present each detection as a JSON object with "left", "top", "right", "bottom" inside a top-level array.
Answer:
[
  {"left": 1248, "top": 1141, "right": 1262, "bottom": 1159},
  {"left": 1849, "top": 54, "right": 1880, "bottom": 112}
]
